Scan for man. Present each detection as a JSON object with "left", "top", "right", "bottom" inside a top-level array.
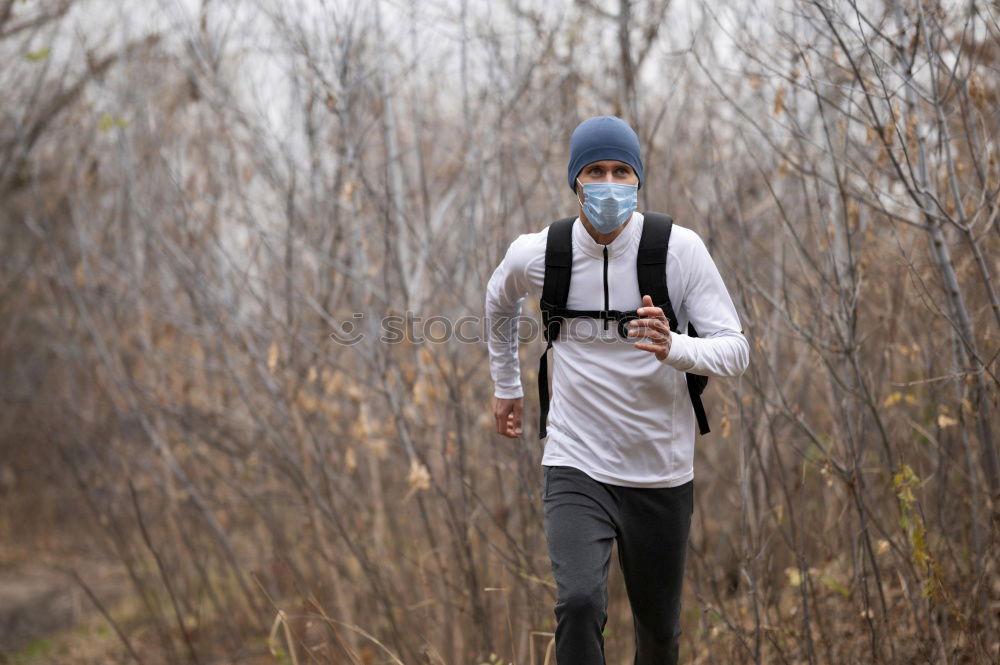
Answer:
[{"left": 484, "top": 116, "right": 749, "bottom": 664}]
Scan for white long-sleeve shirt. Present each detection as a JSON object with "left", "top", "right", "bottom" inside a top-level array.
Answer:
[{"left": 485, "top": 212, "right": 749, "bottom": 488}]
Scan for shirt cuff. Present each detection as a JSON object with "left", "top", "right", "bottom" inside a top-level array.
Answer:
[
  {"left": 661, "top": 331, "right": 696, "bottom": 371},
  {"left": 494, "top": 385, "right": 524, "bottom": 399}
]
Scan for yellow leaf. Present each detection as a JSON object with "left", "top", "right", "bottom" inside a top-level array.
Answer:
[
  {"left": 266, "top": 342, "right": 279, "bottom": 374},
  {"left": 404, "top": 459, "right": 431, "bottom": 500},
  {"left": 785, "top": 567, "right": 802, "bottom": 587},
  {"left": 883, "top": 392, "right": 903, "bottom": 407},
  {"left": 98, "top": 112, "right": 127, "bottom": 131},
  {"left": 26, "top": 47, "right": 49, "bottom": 62},
  {"left": 408, "top": 460, "right": 430, "bottom": 491},
  {"left": 937, "top": 413, "right": 958, "bottom": 428}
]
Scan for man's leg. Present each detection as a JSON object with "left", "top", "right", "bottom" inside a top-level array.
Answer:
[
  {"left": 615, "top": 479, "right": 694, "bottom": 665},
  {"left": 543, "top": 465, "right": 619, "bottom": 665}
]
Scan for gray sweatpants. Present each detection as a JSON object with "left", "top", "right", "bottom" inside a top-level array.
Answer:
[{"left": 542, "top": 465, "right": 694, "bottom": 665}]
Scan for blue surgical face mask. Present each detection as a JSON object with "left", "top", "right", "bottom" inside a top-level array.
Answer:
[{"left": 577, "top": 180, "right": 638, "bottom": 233}]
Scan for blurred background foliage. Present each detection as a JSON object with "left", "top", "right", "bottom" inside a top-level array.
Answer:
[{"left": 0, "top": 0, "right": 997, "bottom": 663}]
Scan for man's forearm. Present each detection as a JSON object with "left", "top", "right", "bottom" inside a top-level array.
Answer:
[
  {"left": 485, "top": 295, "right": 525, "bottom": 398},
  {"left": 662, "top": 330, "right": 750, "bottom": 378}
]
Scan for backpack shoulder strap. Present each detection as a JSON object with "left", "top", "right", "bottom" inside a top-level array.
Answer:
[
  {"left": 541, "top": 216, "right": 576, "bottom": 339},
  {"left": 637, "top": 212, "right": 678, "bottom": 332},
  {"left": 638, "top": 212, "right": 711, "bottom": 435},
  {"left": 537, "top": 216, "right": 575, "bottom": 438}
]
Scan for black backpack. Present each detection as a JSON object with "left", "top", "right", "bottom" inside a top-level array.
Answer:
[{"left": 536, "top": 212, "right": 710, "bottom": 439}]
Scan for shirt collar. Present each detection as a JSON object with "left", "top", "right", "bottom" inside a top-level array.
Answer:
[{"left": 572, "top": 211, "right": 644, "bottom": 260}]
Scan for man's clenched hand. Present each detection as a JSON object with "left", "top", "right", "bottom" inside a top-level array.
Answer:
[
  {"left": 493, "top": 396, "right": 523, "bottom": 438},
  {"left": 629, "top": 294, "right": 673, "bottom": 361}
]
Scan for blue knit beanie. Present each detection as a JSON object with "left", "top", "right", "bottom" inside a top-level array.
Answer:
[{"left": 567, "top": 116, "right": 643, "bottom": 191}]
